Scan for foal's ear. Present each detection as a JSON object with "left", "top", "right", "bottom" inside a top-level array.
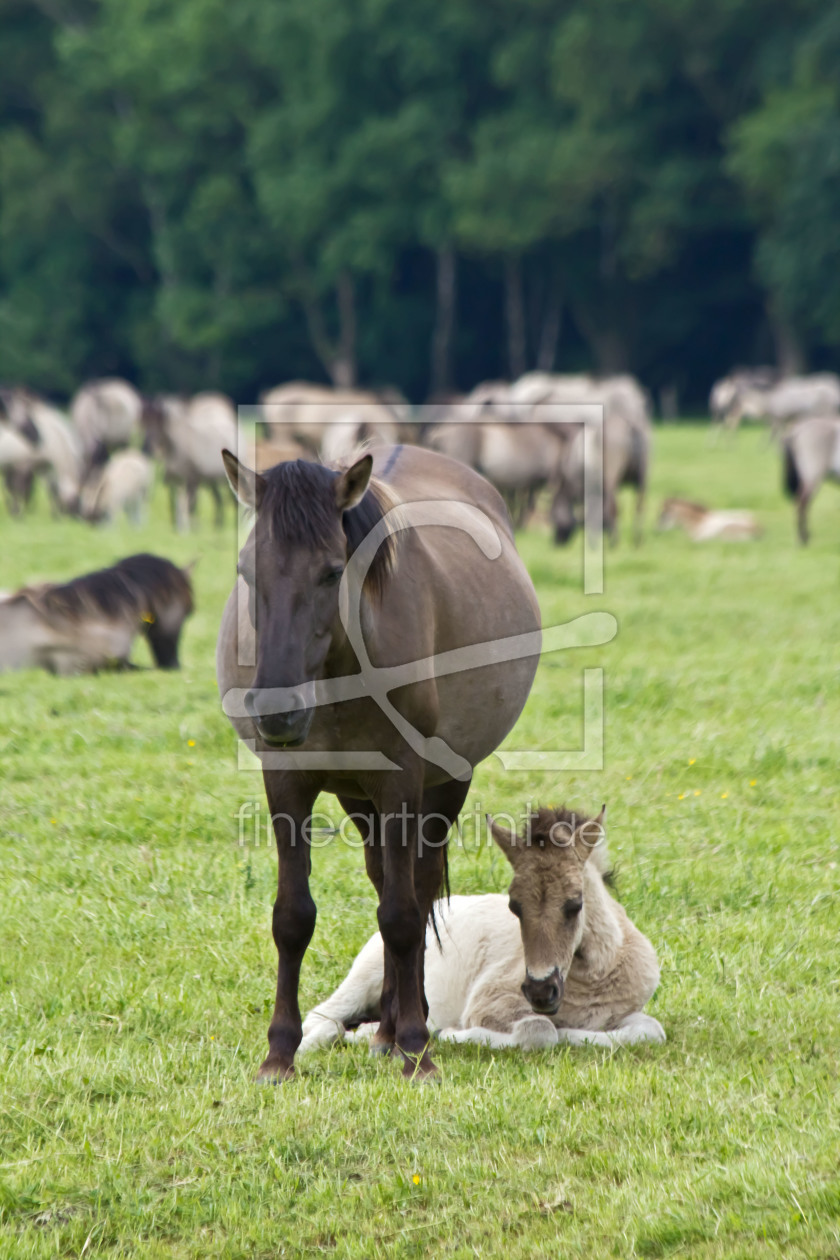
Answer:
[
  {"left": 576, "top": 803, "right": 606, "bottom": 861},
  {"left": 488, "top": 815, "right": 520, "bottom": 865},
  {"left": 335, "top": 454, "right": 373, "bottom": 511},
  {"left": 222, "top": 450, "right": 266, "bottom": 512}
]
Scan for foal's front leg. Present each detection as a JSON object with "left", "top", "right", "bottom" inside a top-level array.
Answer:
[{"left": 258, "top": 770, "right": 319, "bottom": 1081}]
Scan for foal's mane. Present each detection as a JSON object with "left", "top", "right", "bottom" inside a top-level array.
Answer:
[
  {"left": 259, "top": 459, "right": 401, "bottom": 601},
  {"left": 12, "top": 554, "right": 192, "bottom": 627},
  {"left": 665, "top": 497, "right": 708, "bottom": 516},
  {"left": 524, "top": 806, "right": 612, "bottom": 882}
]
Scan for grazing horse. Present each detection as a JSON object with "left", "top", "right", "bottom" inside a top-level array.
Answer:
[
  {"left": 782, "top": 414, "right": 840, "bottom": 543},
  {"left": 715, "top": 372, "right": 840, "bottom": 434},
  {"left": 216, "top": 445, "right": 541, "bottom": 1079},
  {"left": 299, "top": 806, "right": 664, "bottom": 1054},
  {"left": 71, "top": 378, "right": 143, "bottom": 466},
  {"left": 550, "top": 409, "right": 651, "bottom": 546},
  {"left": 142, "top": 392, "right": 237, "bottom": 529},
  {"left": 657, "top": 498, "right": 763, "bottom": 541},
  {"left": 80, "top": 450, "right": 154, "bottom": 525},
  {"left": 424, "top": 422, "right": 567, "bottom": 528},
  {"left": 1, "top": 389, "right": 83, "bottom": 514},
  {"left": 0, "top": 554, "right": 193, "bottom": 675}
]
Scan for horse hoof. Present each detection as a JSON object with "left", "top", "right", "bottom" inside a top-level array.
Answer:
[
  {"left": 399, "top": 1050, "right": 439, "bottom": 1081},
  {"left": 368, "top": 1039, "right": 394, "bottom": 1057},
  {"left": 255, "top": 1058, "right": 295, "bottom": 1084}
]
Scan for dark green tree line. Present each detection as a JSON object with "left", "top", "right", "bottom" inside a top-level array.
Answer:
[{"left": 0, "top": 0, "right": 838, "bottom": 406}]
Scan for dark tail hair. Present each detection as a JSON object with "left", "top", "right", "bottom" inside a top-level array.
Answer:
[
  {"left": 783, "top": 443, "right": 800, "bottom": 499},
  {"left": 428, "top": 844, "right": 451, "bottom": 951}
]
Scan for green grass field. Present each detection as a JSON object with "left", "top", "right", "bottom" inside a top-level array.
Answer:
[{"left": 1, "top": 425, "right": 839, "bottom": 1258}]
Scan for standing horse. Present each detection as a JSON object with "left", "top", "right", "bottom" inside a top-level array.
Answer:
[
  {"left": 217, "top": 445, "right": 541, "bottom": 1079},
  {"left": 142, "top": 392, "right": 237, "bottom": 529},
  {"left": 550, "top": 408, "right": 651, "bottom": 546},
  {"left": 782, "top": 414, "right": 840, "bottom": 543}
]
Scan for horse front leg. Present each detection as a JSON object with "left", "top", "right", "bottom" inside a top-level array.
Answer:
[
  {"left": 797, "top": 485, "right": 814, "bottom": 544},
  {"left": 377, "top": 787, "right": 436, "bottom": 1078},
  {"left": 258, "top": 770, "right": 319, "bottom": 1081},
  {"left": 338, "top": 795, "right": 397, "bottom": 1054},
  {"left": 210, "top": 480, "right": 224, "bottom": 528}
]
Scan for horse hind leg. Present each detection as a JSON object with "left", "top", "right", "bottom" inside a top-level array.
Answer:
[{"left": 797, "top": 485, "right": 814, "bottom": 544}]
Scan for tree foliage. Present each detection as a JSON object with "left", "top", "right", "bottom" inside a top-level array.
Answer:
[{"left": 0, "top": 0, "right": 838, "bottom": 403}]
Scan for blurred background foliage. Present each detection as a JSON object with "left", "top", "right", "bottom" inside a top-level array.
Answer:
[{"left": 1, "top": 0, "right": 839, "bottom": 406}]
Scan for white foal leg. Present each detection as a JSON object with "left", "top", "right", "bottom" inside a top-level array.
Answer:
[
  {"left": 610, "top": 1012, "right": 667, "bottom": 1045},
  {"left": 298, "top": 933, "right": 384, "bottom": 1054},
  {"left": 343, "top": 1022, "right": 380, "bottom": 1044},
  {"left": 510, "top": 1016, "right": 559, "bottom": 1050},
  {"left": 437, "top": 1026, "right": 519, "bottom": 1049},
  {"left": 556, "top": 1028, "right": 617, "bottom": 1048},
  {"left": 555, "top": 1013, "right": 666, "bottom": 1049}
]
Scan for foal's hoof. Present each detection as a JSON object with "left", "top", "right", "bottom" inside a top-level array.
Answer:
[
  {"left": 369, "top": 1031, "right": 396, "bottom": 1056},
  {"left": 255, "top": 1056, "right": 295, "bottom": 1084}
]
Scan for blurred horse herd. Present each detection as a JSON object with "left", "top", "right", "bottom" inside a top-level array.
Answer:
[{"left": 1, "top": 367, "right": 839, "bottom": 546}]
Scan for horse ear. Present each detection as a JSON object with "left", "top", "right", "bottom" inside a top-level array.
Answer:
[
  {"left": 223, "top": 449, "right": 265, "bottom": 511},
  {"left": 575, "top": 804, "right": 606, "bottom": 861},
  {"left": 335, "top": 454, "right": 373, "bottom": 511},
  {"left": 488, "top": 815, "right": 520, "bottom": 865}
]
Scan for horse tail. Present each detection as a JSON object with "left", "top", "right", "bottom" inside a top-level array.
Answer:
[
  {"left": 783, "top": 441, "right": 800, "bottom": 499},
  {"left": 427, "top": 845, "right": 450, "bottom": 949}
]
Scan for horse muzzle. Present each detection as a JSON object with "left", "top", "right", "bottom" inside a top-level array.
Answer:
[
  {"left": 244, "top": 687, "right": 313, "bottom": 748},
  {"left": 521, "top": 968, "right": 563, "bottom": 1015}
]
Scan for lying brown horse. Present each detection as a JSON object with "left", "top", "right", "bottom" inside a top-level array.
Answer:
[
  {"left": 217, "top": 444, "right": 541, "bottom": 1079},
  {"left": 0, "top": 554, "right": 193, "bottom": 674}
]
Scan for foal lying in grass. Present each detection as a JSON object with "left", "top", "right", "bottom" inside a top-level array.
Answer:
[{"left": 301, "top": 806, "right": 665, "bottom": 1054}]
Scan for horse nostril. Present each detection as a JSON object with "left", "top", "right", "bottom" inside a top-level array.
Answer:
[{"left": 244, "top": 689, "right": 258, "bottom": 718}]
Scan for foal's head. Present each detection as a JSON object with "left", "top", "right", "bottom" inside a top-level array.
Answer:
[
  {"left": 223, "top": 450, "right": 395, "bottom": 748},
  {"left": 490, "top": 806, "right": 606, "bottom": 1015}
]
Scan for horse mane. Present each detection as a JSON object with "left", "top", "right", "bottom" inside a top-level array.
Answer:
[
  {"left": 259, "top": 459, "right": 401, "bottom": 601},
  {"left": 524, "top": 806, "right": 611, "bottom": 882},
  {"left": 13, "top": 554, "right": 192, "bottom": 628}
]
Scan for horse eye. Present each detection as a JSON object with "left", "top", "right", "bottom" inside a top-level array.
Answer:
[
  {"left": 320, "top": 567, "right": 343, "bottom": 587},
  {"left": 564, "top": 897, "right": 583, "bottom": 920},
  {"left": 508, "top": 899, "right": 523, "bottom": 919}
]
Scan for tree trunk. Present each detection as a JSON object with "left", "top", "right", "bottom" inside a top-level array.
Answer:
[
  {"left": 571, "top": 303, "right": 629, "bottom": 375},
  {"left": 298, "top": 268, "right": 358, "bottom": 388},
  {"left": 430, "top": 244, "right": 457, "bottom": 397},
  {"left": 505, "top": 257, "right": 527, "bottom": 379},
  {"left": 331, "top": 271, "right": 357, "bottom": 388},
  {"left": 769, "top": 305, "right": 806, "bottom": 376},
  {"left": 536, "top": 286, "right": 562, "bottom": 372}
]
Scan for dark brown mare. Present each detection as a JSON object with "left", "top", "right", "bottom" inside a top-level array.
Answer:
[{"left": 217, "top": 444, "right": 541, "bottom": 1079}]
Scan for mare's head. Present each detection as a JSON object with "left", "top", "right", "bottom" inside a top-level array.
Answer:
[
  {"left": 490, "top": 805, "right": 606, "bottom": 1015},
  {"left": 223, "top": 451, "right": 396, "bottom": 748}
]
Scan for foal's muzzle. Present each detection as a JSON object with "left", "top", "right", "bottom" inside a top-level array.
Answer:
[
  {"left": 244, "top": 687, "right": 313, "bottom": 748},
  {"left": 522, "top": 968, "right": 563, "bottom": 1015}
]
